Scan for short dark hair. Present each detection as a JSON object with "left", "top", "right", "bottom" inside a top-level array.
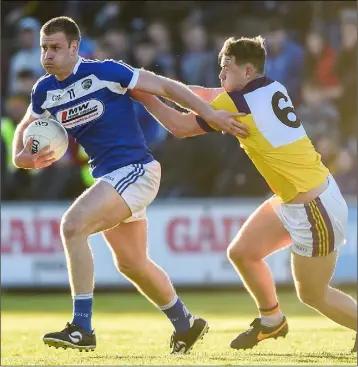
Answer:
[
  {"left": 218, "top": 36, "right": 266, "bottom": 73},
  {"left": 41, "top": 16, "right": 81, "bottom": 45}
]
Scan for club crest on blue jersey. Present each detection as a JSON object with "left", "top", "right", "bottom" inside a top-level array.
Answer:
[{"left": 81, "top": 79, "right": 92, "bottom": 90}]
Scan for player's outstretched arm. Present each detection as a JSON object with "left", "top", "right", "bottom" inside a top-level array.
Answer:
[
  {"left": 130, "top": 90, "right": 205, "bottom": 138},
  {"left": 133, "top": 69, "right": 243, "bottom": 136},
  {"left": 12, "top": 104, "right": 56, "bottom": 169},
  {"left": 131, "top": 90, "right": 248, "bottom": 139},
  {"left": 188, "top": 86, "right": 224, "bottom": 102}
]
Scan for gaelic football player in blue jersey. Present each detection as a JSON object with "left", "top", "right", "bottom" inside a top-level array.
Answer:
[{"left": 12, "top": 16, "right": 249, "bottom": 354}]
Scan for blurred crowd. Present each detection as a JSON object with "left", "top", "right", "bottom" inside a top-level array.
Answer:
[{"left": 1, "top": 0, "right": 357, "bottom": 201}]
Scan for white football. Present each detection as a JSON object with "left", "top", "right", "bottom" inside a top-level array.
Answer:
[{"left": 23, "top": 118, "right": 69, "bottom": 161}]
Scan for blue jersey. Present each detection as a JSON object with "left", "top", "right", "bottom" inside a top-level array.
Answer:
[
  {"left": 30, "top": 57, "right": 154, "bottom": 178},
  {"left": 133, "top": 101, "right": 168, "bottom": 148}
]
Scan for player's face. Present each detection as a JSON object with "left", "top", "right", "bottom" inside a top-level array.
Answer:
[
  {"left": 40, "top": 32, "right": 78, "bottom": 76},
  {"left": 219, "top": 56, "right": 253, "bottom": 92}
]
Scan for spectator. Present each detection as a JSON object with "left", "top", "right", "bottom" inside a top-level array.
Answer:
[
  {"left": 1, "top": 93, "right": 32, "bottom": 200},
  {"left": 333, "top": 13, "right": 357, "bottom": 142},
  {"left": 147, "top": 20, "right": 177, "bottom": 78},
  {"left": 25, "top": 153, "right": 85, "bottom": 201},
  {"left": 133, "top": 101, "right": 168, "bottom": 152},
  {"left": 93, "top": 39, "right": 111, "bottom": 61},
  {"left": 24, "top": 131, "right": 85, "bottom": 201},
  {"left": 8, "top": 17, "right": 43, "bottom": 94},
  {"left": 304, "top": 24, "right": 340, "bottom": 93},
  {"left": 1, "top": 92, "right": 82, "bottom": 201},
  {"left": 142, "top": 1, "right": 194, "bottom": 25},
  {"left": 1, "top": 1, "right": 356, "bottom": 201},
  {"left": 128, "top": 37, "right": 170, "bottom": 152},
  {"left": 1, "top": 132, "right": 7, "bottom": 199},
  {"left": 250, "top": 1, "right": 313, "bottom": 43},
  {"left": 318, "top": 1, "right": 356, "bottom": 50},
  {"left": 2, "top": 1, "right": 29, "bottom": 36},
  {"left": 132, "top": 36, "right": 165, "bottom": 74},
  {"left": 93, "top": 2, "right": 121, "bottom": 31},
  {"left": 334, "top": 148, "right": 357, "bottom": 196},
  {"left": 212, "top": 135, "right": 269, "bottom": 198},
  {"left": 102, "top": 27, "right": 131, "bottom": 61},
  {"left": 297, "top": 79, "right": 340, "bottom": 143},
  {"left": 264, "top": 17, "right": 305, "bottom": 103},
  {"left": 13, "top": 69, "right": 38, "bottom": 95},
  {"left": 77, "top": 22, "right": 96, "bottom": 59},
  {"left": 314, "top": 135, "right": 339, "bottom": 174},
  {"left": 195, "top": 1, "right": 244, "bottom": 29},
  {"left": 157, "top": 133, "right": 224, "bottom": 198},
  {"left": 179, "top": 23, "right": 217, "bottom": 87}
]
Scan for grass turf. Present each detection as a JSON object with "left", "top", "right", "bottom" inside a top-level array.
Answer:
[{"left": 1, "top": 289, "right": 356, "bottom": 365}]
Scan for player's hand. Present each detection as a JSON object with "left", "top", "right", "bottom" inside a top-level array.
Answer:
[
  {"left": 14, "top": 138, "right": 56, "bottom": 169},
  {"left": 207, "top": 110, "right": 249, "bottom": 138}
]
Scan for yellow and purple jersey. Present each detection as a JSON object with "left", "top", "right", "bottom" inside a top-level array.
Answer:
[{"left": 196, "top": 77, "right": 329, "bottom": 202}]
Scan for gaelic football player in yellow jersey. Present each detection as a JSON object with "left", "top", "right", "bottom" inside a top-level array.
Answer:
[{"left": 131, "top": 35, "right": 357, "bottom": 352}]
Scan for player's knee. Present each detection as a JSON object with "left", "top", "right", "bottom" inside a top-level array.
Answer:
[
  {"left": 116, "top": 256, "right": 148, "bottom": 279},
  {"left": 296, "top": 284, "right": 325, "bottom": 307},
  {"left": 60, "top": 213, "right": 83, "bottom": 240},
  {"left": 227, "top": 243, "right": 249, "bottom": 264}
]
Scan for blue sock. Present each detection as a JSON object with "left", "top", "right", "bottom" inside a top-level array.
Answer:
[
  {"left": 159, "top": 295, "right": 192, "bottom": 333},
  {"left": 71, "top": 293, "right": 93, "bottom": 333}
]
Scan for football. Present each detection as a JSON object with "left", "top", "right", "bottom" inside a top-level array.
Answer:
[{"left": 23, "top": 118, "right": 69, "bottom": 162}]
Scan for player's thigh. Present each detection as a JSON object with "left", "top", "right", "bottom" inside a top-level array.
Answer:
[
  {"left": 228, "top": 199, "right": 291, "bottom": 262},
  {"left": 62, "top": 180, "right": 132, "bottom": 237},
  {"left": 291, "top": 250, "right": 338, "bottom": 299},
  {"left": 100, "top": 161, "right": 161, "bottom": 223},
  {"left": 102, "top": 219, "right": 148, "bottom": 270},
  {"left": 286, "top": 175, "right": 347, "bottom": 293},
  {"left": 62, "top": 160, "right": 161, "bottom": 237},
  {"left": 281, "top": 174, "right": 347, "bottom": 258}
]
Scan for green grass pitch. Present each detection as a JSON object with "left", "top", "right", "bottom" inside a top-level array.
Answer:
[{"left": 1, "top": 288, "right": 356, "bottom": 365}]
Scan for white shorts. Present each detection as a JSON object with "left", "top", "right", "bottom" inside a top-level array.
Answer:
[
  {"left": 270, "top": 174, "right": 348, "bottom": 257},
  {"left": 98, "top": 160, "right": 161, "bottom": 223}
]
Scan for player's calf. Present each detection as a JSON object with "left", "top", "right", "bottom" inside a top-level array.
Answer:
[
  {"left": 293, "top": 252, "right": 357, "bottom": 331},
  {"left": 104, "top": 220, "right": 207, "bottom": 354},
  {"left": 296, "top": 283, "right": 324, "bottom": 308}
]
